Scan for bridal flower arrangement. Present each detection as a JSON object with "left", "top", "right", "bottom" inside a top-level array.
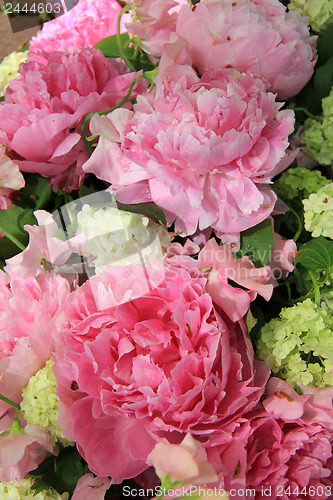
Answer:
[{"left": 0, "top": 0, "right": 332, "bottom": 498}]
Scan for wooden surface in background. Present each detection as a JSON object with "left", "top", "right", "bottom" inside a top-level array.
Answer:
[{"left": 0, "top": 9, "right": 40, "bottom": 61}]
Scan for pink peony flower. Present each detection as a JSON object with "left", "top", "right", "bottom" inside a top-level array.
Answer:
[
  {"left": 175, "top": 0, "right": 317, "bottom": 100},
  {"left": 71, "top": 473, "right": 111, "bottom": 500},
  {"left": 244, "top": 410, "right": 333, "bottom": 499},
  {"left": 83, "top": 67, "right": 294, "bottom": 235},
  {"left": 53, "top": 252, "right": 269, "bottom": 480},
  {"left": 0, "top": 48, "right": 146, "bottom": 192},
  {"left": 125, "top": 0, "right": 187, "bottom": 59},
  {"left": 0, "top": 269, "right": 70, "bottom": 410},
  {"left": 29, "top": 0, "right": 121, "bottom": 54},
  {"left": 0, "top": 412, "right": 55, "bottom": 482}
]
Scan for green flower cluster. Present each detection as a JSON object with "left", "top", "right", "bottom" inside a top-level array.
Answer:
[
  {"left": 302, "top": 182, "right": 333, "bottom": 238},
  {"left": 301, "top": 88, "right": 333, "bottom": 166},
  {"left": 0, "top": 51, "right": 27, "bottom": 97},
  {"left": 21, "top": 360, "right": 73, "bottom": 447},
  {"left": 274, "top": 167, "right": 328, "bottom": 203},
  {"left": 288, "top": 0, "right": 333, "bottom": 33},
  {"left": 0, "top": 475, "right": 68, "bottom": 500},
  {"left": 257, "top": 298, "right": 333, "bottom": 388}
]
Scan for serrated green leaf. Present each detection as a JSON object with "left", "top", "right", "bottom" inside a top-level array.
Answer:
[
  {"left": 237, "top": 219, "right": 273, "bottom": 267},
  {"left": 295, "top": 236, "right": 333, "bottom": 270},
  {"left": 116, "top": 201, "right": 167, "bottom": 226},
  {"left": 0, "top": 205, "right": 36, "bottom": 254},
  {"left": 95, "top": 34, "right": 155, "bottom": 72},
  {"left": 313, "top": 56, "right": 333, "bottom": 104}
]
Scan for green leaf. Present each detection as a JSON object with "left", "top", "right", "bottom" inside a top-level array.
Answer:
[
  {"left": 116, "top": 201, "right": 167, "bottom": 226},
  {"left": 313, "top": 56, "right": 333, "bottom": 105},
  {"left": 237, "top": 219, "right": 274, "bottom": 267},
  {"left": 30, "top": 447, "right": 89, "bottom": 496},
  {"left": 317, "top": 25, "right": 333, "bottom": 66},
  {"left": 295, "top": 236, "right": 333, "bottom": 270},
  {"left": 0, "top": 205, "right": 36, "bottom": 253},
  {"left": 18, "top": 173, "right": 54, "bottom": 210},
  {"left": 95, "top": 33, "right": 129, "bottom": 58},
  {"left": 95, "top": 34, "right": 155, "bottom": 72}
]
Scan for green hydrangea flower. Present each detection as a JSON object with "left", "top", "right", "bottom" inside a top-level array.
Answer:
[
  {"left": 0, "top": 51, "right": 27, "bottom": 97},
  {"left": 21, "top": 360, "right": 73, "bottom": 447},
  {"left": 257, "top": 298, "right": 333, "bottom": 388},
  {"left": 302, "top": 182, "right": 333, "bottom": 239},
  {"left": 274, "top": 167, "right": 329, "bottom": 203},
  {"left": 288, "top": 0, "right": 333, "bottom": 33},
  {"left": 301, "top": 89, "right": 333, "bottom": 166},
  {"left": 0, "top": 475, "right": 68, "bottom": 500}
]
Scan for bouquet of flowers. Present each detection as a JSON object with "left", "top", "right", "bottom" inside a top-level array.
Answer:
[{"left": 0, "top": 0, "right": 332, "bottom": 498}]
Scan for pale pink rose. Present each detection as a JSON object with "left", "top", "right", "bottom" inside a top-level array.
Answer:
[
  {"left": 125, "top": 0, "right": 187, "bottom": 58},
  {"left": 29, "top": 0, "right": 121, "bottom": 54},
  {"left": 267, "top": 230, "right": 297, "bottom": 280},
  {"left": 72, "top": 473, "right": 111, "bottom": 500},
  {"left": 148, "top": 434, "right": 217, "bottom": 485},
  {"left": 198, "top": 239, "right": 273, "bottom": 322},
  {"left": 0, "top": 269, "right": 70, "bottom": 410},
  {"left": 0, "top": 413, "right": 55, "bottom": 482},
  {"left": 83, "top": 68, "right": 295, "bottom": 236},
  {"left": 0, "top": 49, "right": 146, "bottom": 192},
  {"left": 5, "top": 210, "right": 86, "bottom": 279},
  {"left": 176, "top": 0, "right": 317, "bottom": 99},
  {"left": 244, "top": 411, "right": 333, "bottom": 499},
  {"left": 53, "top": 253, "right": 269, "bottom": 480}
]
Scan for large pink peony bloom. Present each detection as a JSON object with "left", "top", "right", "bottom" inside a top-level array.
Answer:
[
  {"left": 125, "top": 0, "right": 187, "bottom": 59},
  {"left": 0, "top": 48, "right": 146, "bottom": 192},
  {"left": 29, "top": 0, "right": 121, "bottom": 54},
  {"left": 53, "top": 252, "right": 269, "bottom": 479},
  {"left": 0, "top": 269, "right": 70, "bottom": 410},
  {"left": 244, "top": 410, "right": 333, "bottom": 499},
  {"left": 175, "top": 0, "right": 317, "bottom": 100},
  {"left": 83, "top": 67, "right": 295, "bottom": 235}
]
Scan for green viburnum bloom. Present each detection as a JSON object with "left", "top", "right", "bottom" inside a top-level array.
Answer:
[
  {"left": 257, "top": 298, "right": 333, "bottom": 388},
  {"left": 288, "top": 0, "right": 333, "bottom": 33},
  {"left": 0, "top": 51, "right": 27, "bottom": 97},
  {"left": 302, "top": 182, "right": 333, "bottom": 239},
  {"left": 0, "top": 475, "right": 69, "bottom": 500},
  {"left": 21, "top": 360, "right": 73, "bottom": 447},
  {"left": 301, "top": 88, "right": 333, "bottom": 166},
  {"left": 274, "top": 167, "right": 329, "bottom": 203}
]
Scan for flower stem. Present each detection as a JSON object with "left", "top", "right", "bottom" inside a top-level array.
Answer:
[
  {"left": 308, "top": 270, "right": 321, "bottom": 306},
  {"left": 0, "top": 393, "right": 20, "bottom": 411},
  {"left": 0, "top": 228, "right": 25, "bottom": 251},
  {"left": 81, "top": 73, "right": 143, "bottom": 155},
  {"left": 117, "top": 3, "right": 135, "bottom": 72}
]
